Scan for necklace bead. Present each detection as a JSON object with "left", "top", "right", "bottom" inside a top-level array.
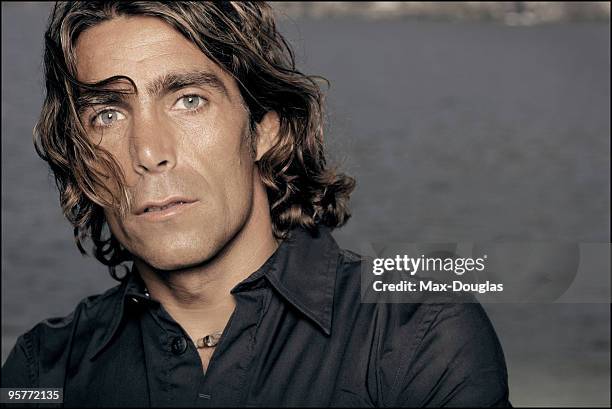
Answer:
[{"left": 196, "top": 331, "right": 223, "bottom": 348}]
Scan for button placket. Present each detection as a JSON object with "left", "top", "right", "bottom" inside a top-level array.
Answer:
[{"left": 200, "top": 287, "right": 268, "bottom": 406}]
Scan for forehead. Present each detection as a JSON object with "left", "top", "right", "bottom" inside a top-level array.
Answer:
[{"left": 74, "top": 15, "right": 236, "bottom": 95}]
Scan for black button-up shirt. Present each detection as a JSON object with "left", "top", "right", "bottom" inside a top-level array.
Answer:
[{"left": 2, "top": 227, "right": 510, "bottom": 407}]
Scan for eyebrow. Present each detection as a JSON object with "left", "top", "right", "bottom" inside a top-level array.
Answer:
[
  {"left": 76, "top": 89, "right": 131, "bottom": 115},
  {"left": 146, "top": 70, "right": 229, "bottom": 98},
  {"left": 76, "top": 70, "right": 229, "bottom": 114}
]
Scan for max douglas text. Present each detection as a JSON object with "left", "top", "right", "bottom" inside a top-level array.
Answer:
[{"left": 373, "top": 280, "right": 504, "bottom": 294}]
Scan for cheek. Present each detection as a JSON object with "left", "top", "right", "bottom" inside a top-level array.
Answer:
[
  {"left": 103, "top": 210, "right": 132, "bottom": 250},
  {"left": 205, "top": 140, "right": 254, "bottom": 221},
  {"left": 85, "top": 136, "right": 140, "bottom": 197},
  {"left": 223, "top": 151, "right": 254, "bottom": 214},
  {"left": 180, "top": 113, "right": 254, "bottom": 194}
]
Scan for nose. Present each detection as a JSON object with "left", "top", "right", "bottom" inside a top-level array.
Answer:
[{"left": 130, "top": 113, "right": 177, "bottom": 175}]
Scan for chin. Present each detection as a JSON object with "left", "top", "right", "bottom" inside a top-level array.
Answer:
[
  {"left": 136, "top": 233, "right": 225, "bottom": 272},
  {"left": 141, "top": 251, "right": 209, "bottom": 272}
]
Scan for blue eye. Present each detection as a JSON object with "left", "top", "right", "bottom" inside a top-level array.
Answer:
[
  {"left": 178, "top": 95, "right": 204, "bottom": 110},
  {"left": 93, "top": 109, "right": 125, "bottom": 127},
  {"left": 101, "top": 111, "right": 117, "bottom": 125}
]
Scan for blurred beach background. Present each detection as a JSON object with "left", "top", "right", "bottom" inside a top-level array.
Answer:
[{"left": 2, "top": 2, "right": 610, "bottom": 406}]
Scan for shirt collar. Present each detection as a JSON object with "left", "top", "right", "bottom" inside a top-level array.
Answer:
[
  {"left": 89, "top": 226, "right": 339, "bottom": 360},
  {"left": 252, "top": 226, "right": 339, "bottom": 336}
]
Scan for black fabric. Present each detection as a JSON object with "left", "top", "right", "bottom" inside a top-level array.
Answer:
[{"left": 2, "top": 227, "right": 511, "bottom": 407}]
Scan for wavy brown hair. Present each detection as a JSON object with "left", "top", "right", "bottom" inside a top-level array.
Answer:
[{"left": 35, "top": 1, "right": 355, "bottom": 281}]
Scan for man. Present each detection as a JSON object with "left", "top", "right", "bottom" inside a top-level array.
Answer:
[{"left": 2, "top": 2, "right": 510, "bottom": 407}]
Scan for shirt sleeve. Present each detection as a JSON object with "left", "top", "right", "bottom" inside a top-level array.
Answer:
[
  {"left": 1, "top": 334, "right": 37, "bottom": 388},
  {"left": 383, "top": 302, "right": 511, "bottom": 407}
]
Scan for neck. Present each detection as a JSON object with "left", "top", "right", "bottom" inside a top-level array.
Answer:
[{"left": 134, "top": 171, "right": 279, "bottom": 339}]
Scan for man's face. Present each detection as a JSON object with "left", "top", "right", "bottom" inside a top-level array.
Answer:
[{"left": 75, "top": 16, "right": 257, "bottom": 270}]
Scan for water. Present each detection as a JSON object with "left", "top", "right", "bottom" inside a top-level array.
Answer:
[{"left": 2, "top": 3, "right": 610, "bottom": 406}]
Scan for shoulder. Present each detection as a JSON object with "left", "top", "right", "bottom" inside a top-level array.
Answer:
[
  {"left": 27, "top": 283, "right": 123, "bottom": 342},
  {"left": 332, "top": 249, "right": 509, "bottom": 406},
  {"left": 376, "top": 299, "right": 510, "bottom": 406},
  {"left": 1, "top": 284, "right": 124, "bottom": 387}
]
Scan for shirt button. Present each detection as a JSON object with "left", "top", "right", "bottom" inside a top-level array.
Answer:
[
  {"left": 130, "top": 296, "right": 139, "bottom": 304},
  {"left": 170, "top": 336, "right": 188, "bottom": 355}
]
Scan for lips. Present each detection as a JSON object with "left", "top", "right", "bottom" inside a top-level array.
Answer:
[
  {"left": 144, "top": 201, "right": 186, "bottom": 213},
  {"left": 135, "top": 197, "right": 197, "bottom": 216}
]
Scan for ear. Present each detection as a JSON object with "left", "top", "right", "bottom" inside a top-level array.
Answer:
[{"left": 255, "top": 111, "right": 280, "bottom": 161}]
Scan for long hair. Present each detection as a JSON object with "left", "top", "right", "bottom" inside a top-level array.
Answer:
[{"left": 35, "top": 1, "right": 355, "bottom": 281}]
